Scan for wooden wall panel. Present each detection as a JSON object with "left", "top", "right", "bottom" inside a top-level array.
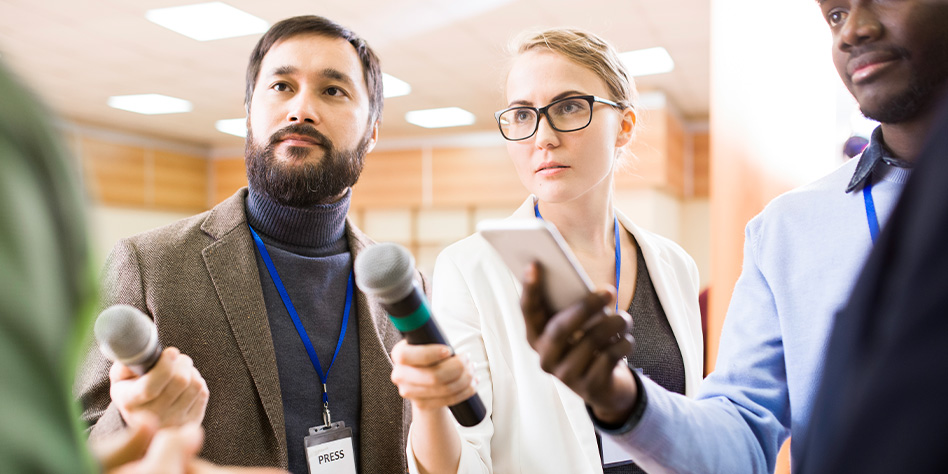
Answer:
[
  {"left": 665, "top": 112, "right": 686, "bottom": 197},
  {"left": 153, "top": 151, "right": 208, "bottom": 211},
  {"left": 81, "top": 137, "right": 147, "bottom": 206},
  {"left": 72, "top": 108, "right": 709, "bottom": 292},
  {"left": 73, "top": 101, "right": 704, "bottom": 213},
  {"left": 692, "top": 132, "right": 710, "bottom": 198},
  {"left": 430, "top": 146, "right": 525, "bottom": 207},
  {"left": 211, "top": 157, "right": 247, "bottom": 205},
  {"left": 352, "top": 149, "right": 424, "bottom": 208},
  {"left": 617, "top": 107, "right": 672, "bottom": 192}
]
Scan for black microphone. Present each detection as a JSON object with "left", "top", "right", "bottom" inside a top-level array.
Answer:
[
  {"left": 94, "top": 304, "right": 163, "bottom": 376},
  {"left": 354, "top": 243, "right": 487, "bottom": 427}
]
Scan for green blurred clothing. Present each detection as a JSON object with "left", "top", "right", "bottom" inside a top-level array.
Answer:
[{"left": 0, "top": 62, "right": 98, "bottom": 473}]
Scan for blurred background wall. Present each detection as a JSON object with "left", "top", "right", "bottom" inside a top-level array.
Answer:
[{"left": 67, "top": 95, "right": 710, "bottom": 283}]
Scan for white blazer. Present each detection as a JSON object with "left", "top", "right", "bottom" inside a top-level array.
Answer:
[{"left": 407, "top": 196, "right": 704, "bottom": 474}]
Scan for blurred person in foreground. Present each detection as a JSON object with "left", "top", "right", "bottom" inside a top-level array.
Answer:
[
  {"left": 520, "top": 0, "right": 948, "bottom": 472},
  {"left": 390, "top": 28, "right": 703, "bottom": 474},
  {"left": 75, "top": 14, "right": 420, "bottom": 473},
  {"left": 0, "top": 61, "right": 283, "bottom": 474},
  {"left": 0, "top": 55, "right": 99, "bottom": 474}
]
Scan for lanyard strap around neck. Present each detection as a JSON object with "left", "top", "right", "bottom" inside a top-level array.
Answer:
[
  {"left": 535, "top": 203, "right": 621, "bottom": 313},
  {"left": 248, "top": 225, "right": 353, "bottom": 414},
  {"left": 863, "top": 182, "right": 880, "bottom": 243}
]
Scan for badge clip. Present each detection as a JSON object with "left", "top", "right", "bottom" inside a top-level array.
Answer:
[{"left": 322, "top": 401, "right": 332, "bottom": 428}]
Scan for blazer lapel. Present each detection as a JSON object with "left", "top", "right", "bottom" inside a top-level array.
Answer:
[
  {"left": 201, "top": 189, "right": 288, "bottom": 465},
  {"left": 347, "top": 221, "right": 409, "bottom": 473}
]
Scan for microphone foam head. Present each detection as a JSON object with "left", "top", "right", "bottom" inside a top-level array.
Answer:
[
  {"left": 94, "top": 304, "right": 156, "bottom": 363},
  {"left": 354, "top": 243, "right": 416, "bottom": 304}
]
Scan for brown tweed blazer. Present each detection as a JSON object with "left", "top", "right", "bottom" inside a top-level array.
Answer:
[{"left": 76, "top": 188, "right": 413, "bottom": 472}]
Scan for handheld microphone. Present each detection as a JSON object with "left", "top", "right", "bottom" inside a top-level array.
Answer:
[
  {"left": 354, "top": 243, "right": 487, "bottom": 427},
  {"left": 94, "top": 304, "right": 163, "bottom": 376}
]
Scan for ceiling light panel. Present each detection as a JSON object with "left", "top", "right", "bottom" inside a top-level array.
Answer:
[
  {"left": 107, "top": 94, "right": 193, "bottom": 115},
  {"left": 215, "top": 118, "right": 246, "bottom": 137},
  {"left": 405, "top": 107, "right": 476, "bottom": 129},
  {"left": 146, "top": 2, "right": 269, "bottom": 42},
  {"left": 619, "top": 47, "right": 675, "bottom": 77},
  {"left": 382, "top": 73, "right": 412, "bottom": 98}
]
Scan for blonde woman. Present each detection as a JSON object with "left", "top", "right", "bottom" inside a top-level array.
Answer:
[{"left": 390, "top": 28, "right": 703, "bottom": 474}]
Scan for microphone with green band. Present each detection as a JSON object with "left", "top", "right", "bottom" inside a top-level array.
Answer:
[{"left": 354, "top": 243, "right": 486, "bottom": 427}]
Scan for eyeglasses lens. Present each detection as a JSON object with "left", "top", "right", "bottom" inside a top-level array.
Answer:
[{"left": 498, "top": 97, "right": 593, "bottom": 140}]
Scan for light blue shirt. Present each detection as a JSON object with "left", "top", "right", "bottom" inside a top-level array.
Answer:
[{"left": 606, "top": 150, "right": 911, "bottom": 473}]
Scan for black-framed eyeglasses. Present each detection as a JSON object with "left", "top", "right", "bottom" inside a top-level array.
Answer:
[{"left": 494, "top": 95, "right": 623, "bottom": 141}]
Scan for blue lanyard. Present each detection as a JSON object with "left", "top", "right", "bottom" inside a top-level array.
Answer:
[
  {"left": 248, "top": 225, "right": 353, "bottom": 424},
  {"left": 535, "top": 203, "right": 621, "bottom": 313},
  {"left": 863, "top": 182, "right": 880, "bottom": 243}
]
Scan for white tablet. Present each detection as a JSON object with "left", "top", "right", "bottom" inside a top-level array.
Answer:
[{"left": 478, "top": 218, "right": 595, "bottom": 313}]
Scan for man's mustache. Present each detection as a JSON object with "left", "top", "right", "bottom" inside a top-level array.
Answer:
[{"left": 268, "top": 124, "right": 331, "bottom": 148}]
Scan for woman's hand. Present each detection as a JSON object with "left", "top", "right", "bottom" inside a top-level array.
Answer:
[
  {"left": 390, "top": 341, "right": 477, "bottom": 412},
  {"left": 521, "top": 262, "right": 639, "bottom": 425}
]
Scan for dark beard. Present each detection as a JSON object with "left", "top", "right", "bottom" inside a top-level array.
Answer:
[
  {"left": 860, "top": 45, "right": 948, "bottom": 124},
  {"left": 245, "top": 123, "right": 369, "bottom": 207},
  {"left": 861, "top": 78, "right": 931, "bottom": 124}
]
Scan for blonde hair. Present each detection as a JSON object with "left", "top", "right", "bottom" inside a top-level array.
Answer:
[{"left": 509, "top": 28, "right": 637, "bottom": 112}]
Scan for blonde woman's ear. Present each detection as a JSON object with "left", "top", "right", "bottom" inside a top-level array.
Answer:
[{"left": 615, "top": 108, "right": 636, "bottom": 148}]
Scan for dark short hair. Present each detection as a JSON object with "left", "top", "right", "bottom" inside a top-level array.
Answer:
[{"left": 244, "top": 15, "right": 383, "bottom": 124}]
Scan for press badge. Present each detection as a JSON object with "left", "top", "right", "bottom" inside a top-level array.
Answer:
[{"left": 305, "top": 421, "right": 356, "bottom": 474}]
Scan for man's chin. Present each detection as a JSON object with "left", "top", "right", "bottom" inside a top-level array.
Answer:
[
  {"left": 274, "top": 145, "right": 326, "bottom": 164},
  {"left": 860, "top": 97, "right": 925, "bottom": 125}
]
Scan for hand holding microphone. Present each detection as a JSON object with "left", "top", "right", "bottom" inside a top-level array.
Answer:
[
  {"left": 95, "top": 305, "right": 210, "bottom": 428},
  {"left": 354, "top": 244, "right": 487, "bottom": 427}
]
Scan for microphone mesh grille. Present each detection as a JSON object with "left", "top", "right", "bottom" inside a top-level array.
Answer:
[
  {"left": 94, "top": 304, "right": 154, "bottom": 359},
  {"left": 354, "top": 243, "right": 415, "bottom": 303}
]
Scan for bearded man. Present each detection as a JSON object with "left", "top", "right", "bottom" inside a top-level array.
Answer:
[{"left": 77, "top": 16, "right": 418, "bottom": 474}]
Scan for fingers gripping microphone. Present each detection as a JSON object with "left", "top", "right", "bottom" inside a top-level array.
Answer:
[
  {"left": 354, "top": 243, "right": 487, "bottom": 427},
  {"left": 94, "top": 304, "right": 163, "bottom": 376}
]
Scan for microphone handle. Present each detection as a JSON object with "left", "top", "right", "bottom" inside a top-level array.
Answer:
[
  {"left": 403, "top": 318, "right": 487, "bottom": 427},
  {"left": 386, "top": 290, "right": 487, "bottom": 427},
  {"left": 126, "top": 343, "right": 164, "bottom": 376}
]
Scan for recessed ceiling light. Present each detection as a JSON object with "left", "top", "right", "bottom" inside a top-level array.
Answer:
[
  {"left": 405, "top": 107, "right": 476, "bottom": 129},
  {"left": 145, "top": 2, "right": 268, "bottom": 42},
  {"left": 215, "top": 118, "right": 246, "bottom": 137},
  {"left": 383, "top": 73, "right": 411, "bottom": 98},
  {"left": 619, "top": 47, "right": 675, "bottom": 77},
  {"left": 107, "top": 94, "right": 193, "bottom": 115}
]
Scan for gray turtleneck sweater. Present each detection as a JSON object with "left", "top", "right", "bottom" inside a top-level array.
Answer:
[{"left": 245, "top": 187, "right": 361, "bottom": 474}]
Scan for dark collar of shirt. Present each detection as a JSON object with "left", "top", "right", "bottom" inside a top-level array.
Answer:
[{"left": 846, "top": 125, "right": 915, "bottom": 193}]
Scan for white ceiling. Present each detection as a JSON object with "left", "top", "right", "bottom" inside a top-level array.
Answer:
[{"left": 0, "top": 0, "right": 709, "bottom": 150}]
